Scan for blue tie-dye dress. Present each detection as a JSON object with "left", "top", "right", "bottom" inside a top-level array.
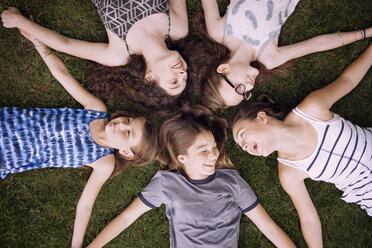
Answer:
[{"left": 0, "top": 107, "right": 114, "bottom": 179}]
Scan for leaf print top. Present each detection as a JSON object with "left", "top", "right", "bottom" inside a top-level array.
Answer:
[{"left": 224, "top": 0, "right": 300, "bottom": 58}]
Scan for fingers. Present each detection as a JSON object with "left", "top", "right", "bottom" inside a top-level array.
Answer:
[{"left": 1, "top": 7, "right": 23, "bottom": 28}]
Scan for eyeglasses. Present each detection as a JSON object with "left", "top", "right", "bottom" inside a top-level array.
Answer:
[{"left": 221, "top": 74, "right": 252, "bottom": 101}]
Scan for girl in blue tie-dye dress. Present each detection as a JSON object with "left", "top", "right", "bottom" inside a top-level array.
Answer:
[{"left": 0, "top": 30, "right": 157, "bottom": 248}]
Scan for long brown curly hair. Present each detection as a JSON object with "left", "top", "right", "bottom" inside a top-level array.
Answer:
[
  {"left": 86, "top": 36, "right": 200, "bottom": 115},
  {"left": 158, "top": 105, "right": 233, "bottom": 176},
  {"left": 191, "top": 13, "right": 294, "bottom": 111}
]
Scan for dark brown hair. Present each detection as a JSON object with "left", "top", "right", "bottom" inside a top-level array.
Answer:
[
  {"left": 192, "top": 13, "right": 294, "bottom": 111},
  {"left": 86, "top": 36, "right": 198, "bottom": 115},
  {"left": 231, "top": 94, "right": 288, "bottom": 129},
  {"left": 158, "top": 105, "right": 232, "bottom": 175}
]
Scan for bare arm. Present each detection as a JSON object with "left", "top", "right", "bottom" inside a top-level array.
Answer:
[
  {"left": 200, "top": 0, "right": 224, "bottom": 42},
  {"left": 168, "top": 0, "right": 188, "bottom": 39},
  {"left": 269, "top": 28, "right": 372, "bottom": 69},
  {"left": 244, "top": 204, "right": 296, "bottom": 248},
  {"left": 298, "top": 44, "right": 372, "bottom": 120},
  {"left": 71, "top": 155, "right": 115, "bottom": 248},
  {"left": 1, "top": 7, "right": 127, "bottom": 66},
  {"left": 17, "top": 28, "right": 106, "bottom": 111},
  {"left": 87, "top": 197, "right": 152, "bottom": 248},
  {"left": 278, "top": 163, "right": 322, "bottom": 248}
]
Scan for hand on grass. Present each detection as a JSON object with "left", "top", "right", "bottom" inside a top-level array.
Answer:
[{"left": 1, "top": 7, "right": 25, "bottom": 28}]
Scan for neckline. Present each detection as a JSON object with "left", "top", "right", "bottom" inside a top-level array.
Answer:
[{"left": 185, "top": 172, "right": 216, "bottom": 185}]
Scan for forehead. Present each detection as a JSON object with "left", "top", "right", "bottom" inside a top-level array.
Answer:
[
  {"left": 218, "top": 78, "right": 243, "bottom": 106},
  {"left": 232, "top": 119, "right": 251, "bottom": 140},
  {"left": 131, "top": 117, "right": 146, "bottom": 147},
  {"left": 188, "top": 131, "right": 215, "bottom": 151}
]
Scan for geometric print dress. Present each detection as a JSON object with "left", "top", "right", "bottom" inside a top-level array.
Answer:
[
  {"left": 0, "top": 107, "right": 114, "bottom": 179},
  {"left": 92, "top": 0, "right": 170, "bottom": 52},
  {"left": 278, "top": 108, "right": 372, "bottom": 216}
]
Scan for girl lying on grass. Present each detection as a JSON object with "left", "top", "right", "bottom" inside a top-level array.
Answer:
[
  {"left": 231, "top": 44, "right": 372, "bottom": 247},
  {"left": 0, "top": 30, "right": 157, "bottom": 248},
  {"left": 87, "top": 105, "right": 296, "bottom": 248},
  {"left": 1, "top": 0, "right": 190, "bottom": 113},
  {"left": 197, "top": 0, "right": 372, "bottom": 110}
]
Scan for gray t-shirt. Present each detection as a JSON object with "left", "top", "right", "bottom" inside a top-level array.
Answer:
[{"left": 139, "top": 169, "right": 258, "bottom": 248}]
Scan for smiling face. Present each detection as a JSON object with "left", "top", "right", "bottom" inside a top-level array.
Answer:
[
  {"left": 177, "top": 130, "right": 219, "bottom": 180},
  {"left": 105, "top": 116, "right": 146, "bottom": 158},
  {"left": 232, "top": 114, "right": 274, "bottom": 157},
  {"left": 146, "top": 50, "right": 188, "bottom": 96},
  {"left": 217, "top": 62, "right": 259, "bottom": 106}
]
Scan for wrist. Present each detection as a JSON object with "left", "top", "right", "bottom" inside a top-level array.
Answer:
[
  {"left": 15, "top": 15, "right": 28, "bottom": 28},
  {"left": 34, "top": 41, "right": 43, "bottom": 48}
]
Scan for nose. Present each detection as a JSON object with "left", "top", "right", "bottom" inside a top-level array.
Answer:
[
  {"left": 209, "top": 149, "right": 219, "bottom": 162},
  {"left": 242, "top": 141, "right": 249, "bottom": 152}
]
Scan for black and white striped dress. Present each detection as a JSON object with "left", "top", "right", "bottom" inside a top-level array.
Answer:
[{"left": 278, "top": 107, "right": 372, "bottom": 216}]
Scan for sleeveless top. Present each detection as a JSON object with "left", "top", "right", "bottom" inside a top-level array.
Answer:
[
  {"left": 277, "top": 107, "right": 372, "bottom": 216},
  {"left": 223, "top": 0, "right": 300, "bottom": 59},
  {"left": 92, "top": 0, "right": 170, "bottom": 54},
  {"left": 0, "top": 107, "right": 114, "bottom": 179}
]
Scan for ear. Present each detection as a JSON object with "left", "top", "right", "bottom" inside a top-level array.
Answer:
[
  {"left": 177, "top": 154, "right": 186, "bottom": 165},
  {"left": 256, "top": 111, "right": 268, "bottom": 124},
  {"left": 119, "top": 148, "right": 134, "bottom": 159},
  {"left": 216, "top": 64, "right": 230, "bottom": 74},
  {"left": 144, "top": 72, "right": 155, "bottom": 82}
]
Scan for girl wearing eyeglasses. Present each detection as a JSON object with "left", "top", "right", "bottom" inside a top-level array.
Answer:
[{"left": 197, "top": 0, "right": 371, "bottom": 110}]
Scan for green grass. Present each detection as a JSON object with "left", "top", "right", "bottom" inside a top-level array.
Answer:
[{"left": 1, "top": 0, "right": 372, "bottom": 247}]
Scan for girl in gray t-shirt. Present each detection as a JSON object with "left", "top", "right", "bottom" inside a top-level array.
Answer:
[{"left": 87, "top": 106, "right": 295, "bottom": 248}]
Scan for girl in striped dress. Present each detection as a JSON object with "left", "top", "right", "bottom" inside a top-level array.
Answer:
[
  {"left": 0, "top": 30, "right": 157, "bottom": 248},
  {"left": 231, "top": 44, "right": 372, "bottom": 247}
]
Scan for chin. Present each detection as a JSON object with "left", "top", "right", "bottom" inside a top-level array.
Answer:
[{"left": 204, "top": 167, "right": 216, "bottom": 175}]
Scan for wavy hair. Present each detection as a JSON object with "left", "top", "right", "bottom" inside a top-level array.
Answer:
[
  {"left": 86, "top": 36, "right": 199, "bottom": 115},
  {"left": 192, "top": 13, "right": 294, "bottom": 111},
  {"left": 158, "top": 105, "right": 232, "bottom": 175}
]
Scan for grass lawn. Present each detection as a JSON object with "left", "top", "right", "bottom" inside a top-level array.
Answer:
[{"left": 0, "top": 0, "right": 371, "bottom": 247}]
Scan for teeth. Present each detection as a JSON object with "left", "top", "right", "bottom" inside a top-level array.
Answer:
[
  {"left": 204, "top": 164, "right": 215, "bottom": 167},
  {"left": 173, "top": 61, "right": 182, "bottom": 68}
]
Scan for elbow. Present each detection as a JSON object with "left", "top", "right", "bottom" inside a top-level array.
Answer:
[
  {"left": 300, "top": 213, "right": 321, "bottom": 230},
  {"left": 311, "top": 36, "right": 328, "bottom": 51},
  {"left": 76, "top": 199, "right": 94, "bottom": 213}
]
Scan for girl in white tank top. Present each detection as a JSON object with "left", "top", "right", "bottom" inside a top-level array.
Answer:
[{"left": 231, "top": 44, "right": 372, "bottom": 247}]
